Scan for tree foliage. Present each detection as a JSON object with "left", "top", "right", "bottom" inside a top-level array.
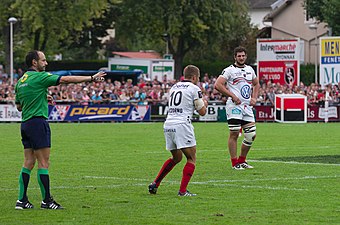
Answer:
[
  {"left": 115, "top": 0, "right": 255, "bottom": 78},
  {"left": 12, "top": 0, "right": 108, "bottom": 52},
  {"left": 304, "top": 0, "right": 340, "bottom": 35},
  {"left": 0, "top": 0, "right": 119, "bottom": 71}
]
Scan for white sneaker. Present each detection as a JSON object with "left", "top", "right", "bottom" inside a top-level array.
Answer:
[
  {"left": 178, "top": 190, "right": 197, "bottom": 196},
  {"left": 232, "top": 163, "right": 245, "bottom": 170},
  {"left": 240, "top": 162, "right": 254, "bottom": 169}
]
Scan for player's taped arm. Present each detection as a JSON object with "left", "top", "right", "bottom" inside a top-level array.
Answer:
[
  {"left": 194, "top": 98, "right": 207, "bottom": 116},
  {"left": 194, "top": 98, "right": 205, "bottom": 111}
]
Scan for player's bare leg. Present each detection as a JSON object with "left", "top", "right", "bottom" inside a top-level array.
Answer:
[{"left": 228, "top": 131, "right": 244, "bottom": 170}]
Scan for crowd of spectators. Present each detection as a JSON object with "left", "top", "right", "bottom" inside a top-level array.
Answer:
[{"left": 1, "top": 68, "right": 340, "bottom": 106}]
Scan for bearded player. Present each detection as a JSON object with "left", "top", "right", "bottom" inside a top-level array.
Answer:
[{"left": 214, "top": 46, "right": 259, "bottom": 170}]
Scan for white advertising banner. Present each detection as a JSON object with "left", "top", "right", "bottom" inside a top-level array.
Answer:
[
  {"left": 319, "top": 37, "right": 340, "bottom": 86},
  {"left": 0, "top": 104, "right": 22, "bottom": 121}
]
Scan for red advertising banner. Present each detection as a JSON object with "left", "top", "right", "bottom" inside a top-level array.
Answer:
[
  {"left": 257, "top": 39, "right": 300, "bottom": 86},
  {"left": 258, "top": 61, "right": 299, "bottom": 86}
]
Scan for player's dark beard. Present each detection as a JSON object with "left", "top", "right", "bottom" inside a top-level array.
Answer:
[{"left": 235, "top": 61, "right": 245, "bottom": 67}]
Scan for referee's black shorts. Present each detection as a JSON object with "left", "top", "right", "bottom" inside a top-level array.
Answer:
[{"left": 21, "top": 117, "right": 51, "bottom": 149}]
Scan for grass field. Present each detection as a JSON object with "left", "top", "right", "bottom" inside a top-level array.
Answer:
[{"left": 0, "top": 122, "right": 339, "bottom": 225}]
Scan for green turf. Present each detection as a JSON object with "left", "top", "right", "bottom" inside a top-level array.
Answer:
[{"left": 0, "top": 122, "right": 339, "bottom": 225}]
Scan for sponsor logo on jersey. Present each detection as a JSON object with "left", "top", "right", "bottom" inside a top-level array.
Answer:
[
  {"left": 168, "top": 108, "right": 183, "bottom": 113},
  {"left": 164, "top": 128, "right": 176, "bottom": 132},
  {"left": 231, "top": 108, "right": 242, "bottom": 115},
  {"left": 173, "top": 84, "right": 189, "bottom": 89},
  {"left": 198, "top": 91, "right": 203, "bottom": 98},
  {"left": 241, "top": 85, "right": 251, "bottom": 99}
]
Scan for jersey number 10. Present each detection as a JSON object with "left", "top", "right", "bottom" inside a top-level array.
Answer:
[{"left": 169, "top": 91, "right": 182, "bottom": 106}]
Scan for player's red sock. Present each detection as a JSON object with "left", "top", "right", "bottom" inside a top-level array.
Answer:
[
  {"left": 231, "top": 157, "right": 238, "bottom": 167},
  {"left": 179, "top": 162, "right": 195, "bottom": 193},
  {"left": 154, "top": 158, "right": 176, "bottom": 187},
  {"left": 238, "top": 156, "right": 246, "bottom": 164}
]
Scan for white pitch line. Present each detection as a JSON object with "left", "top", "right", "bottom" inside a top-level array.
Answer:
[
  {"left": 208, "top": 183, "right": 307, "bottom": 191},
  {"left": 249, "top": 159, "right": 340, "bottom": 166},
  {"left": 0, "top": 183, "right": 147, "bottom": 192},
  {"left": 0, "top": 182, "right": 306, "bottom": 192},
  {"left": 83, "top": 176, "right": 149, "bottom": 181},
  {"left": 1, "top": 175, "right": 338, "bottom": 192},
  {"left": 146, "top": 145, "right": 338, "bottom": 153},
  {"left": 192, "top": 175, "right": 340, "bottom": 184}
]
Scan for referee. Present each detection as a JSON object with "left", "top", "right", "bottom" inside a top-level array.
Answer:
[{"left": 14, "top": 50, "right": 106, "bottom": 209}]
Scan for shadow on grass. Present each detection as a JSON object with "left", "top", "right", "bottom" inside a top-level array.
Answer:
[{"left": 258, "top": 155, "right": 340, "bottom": 164}]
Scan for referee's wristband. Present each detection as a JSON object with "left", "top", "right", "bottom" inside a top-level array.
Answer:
[{"left": 90, "top": 75, "right": 94, "bottom": 81}]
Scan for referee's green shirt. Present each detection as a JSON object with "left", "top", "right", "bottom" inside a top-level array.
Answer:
[{"left": 15, "top": 70, "right": 60, "bottom": 122}]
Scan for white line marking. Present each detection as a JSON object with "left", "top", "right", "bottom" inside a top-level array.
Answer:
[
  {"left": 0, "top": 183, "right": 305, "bottom": 192},
  {"left": 83, "top": 176, "right": 149, "bottom": 181},
  {"left": 192, "top": 175, "right": 340, "bottom": 184},
  {"left": 0, "top": 184, "right": 147, "bottom": 192},
  {"left": 1, "top": 175, "right": 338, "bottom": 192},
  {"left": 208, "top": 183, "right": 307, "bottom": 191},
  {"left": 249, "top": 159, "right": 340, "bottom": 166},
  {"left": 146, "top": 145, "right": 338, "bottom": 153}
]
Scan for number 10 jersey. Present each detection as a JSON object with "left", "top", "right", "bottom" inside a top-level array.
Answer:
[{"left": 165, "top": 80, "right": 203, "bottom": 125}]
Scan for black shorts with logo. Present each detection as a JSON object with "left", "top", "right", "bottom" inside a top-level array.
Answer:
[{"left": 21, "top": 117, "right": 51, "bottom": 149}]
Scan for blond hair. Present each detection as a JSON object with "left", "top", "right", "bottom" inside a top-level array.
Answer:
[{"left": 183, "top": 65, "right": 200, "bottom": 79}]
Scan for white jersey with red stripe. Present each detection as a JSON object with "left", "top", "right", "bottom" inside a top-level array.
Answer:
[
  {"left": 219, "top": 64, "right": 256, "bottom": 105},
  {"left": 164, "top": 80, "right": 203, "bottom": 125}
]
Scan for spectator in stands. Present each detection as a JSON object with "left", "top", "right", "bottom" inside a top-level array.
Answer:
[
  {"left": 17, "top": 68, "right": 24, "bottom": 78},
  {"left": 0, "top": 88, "right": 8, "bottom": 101},
  {"left": 152, "top": 76, "right": 161, "bottom": 86},
  {"left": 91, "top": 90, "right": 102, "bottom": 104},
  {"left": 131, "top": 86, "right": 140, "bottom": 101},
  {"left": 124, "top": 79, "right": 134, "bottom": 89},
  {"left": 266, "top": 86, "right": 275, "bottom": 105},
  {"left": 138, "top": 77, "right": 146, "bottom": 89},
  {"left": 119, "top": 90, "right": 129, "bottom": 102},
  {"left": 81, "top": 89, "right": 91, "bottom": 105},
  {"left": 101, "top": 89, "right": 111, "bottom": 103},
  {"left": 110, "top": 89, "right": 120, "bottom": 101}
]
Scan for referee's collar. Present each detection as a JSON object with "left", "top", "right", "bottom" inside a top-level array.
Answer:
[{"left": 182, "top": 80, "right": 191, "bottom": 83}]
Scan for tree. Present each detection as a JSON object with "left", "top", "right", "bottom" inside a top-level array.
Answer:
[
  {"left": 304, "top": 0, "right": 340, "bottom": 35},
  {"left": 12, "top": 0, "right": 108, "bottom": 51},
  {"left": 0, "top": 0, "right": 120, "bottom": 71},
  {"left": 63, "top": 0, "right": 120, "bottom": 60},
  {"left": 115, "top": 0, "right": 254, "bottom": 79},
  {"left": 0, "top": 0, "right": 18, "bottom": 73}
]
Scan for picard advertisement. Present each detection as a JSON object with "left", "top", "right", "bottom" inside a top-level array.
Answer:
[
  {"left": 47, "top": 104, "right": 151, "bottom": 121},
  {"left": 257, "top": 39, "right": 300, "bottom": 86}
]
